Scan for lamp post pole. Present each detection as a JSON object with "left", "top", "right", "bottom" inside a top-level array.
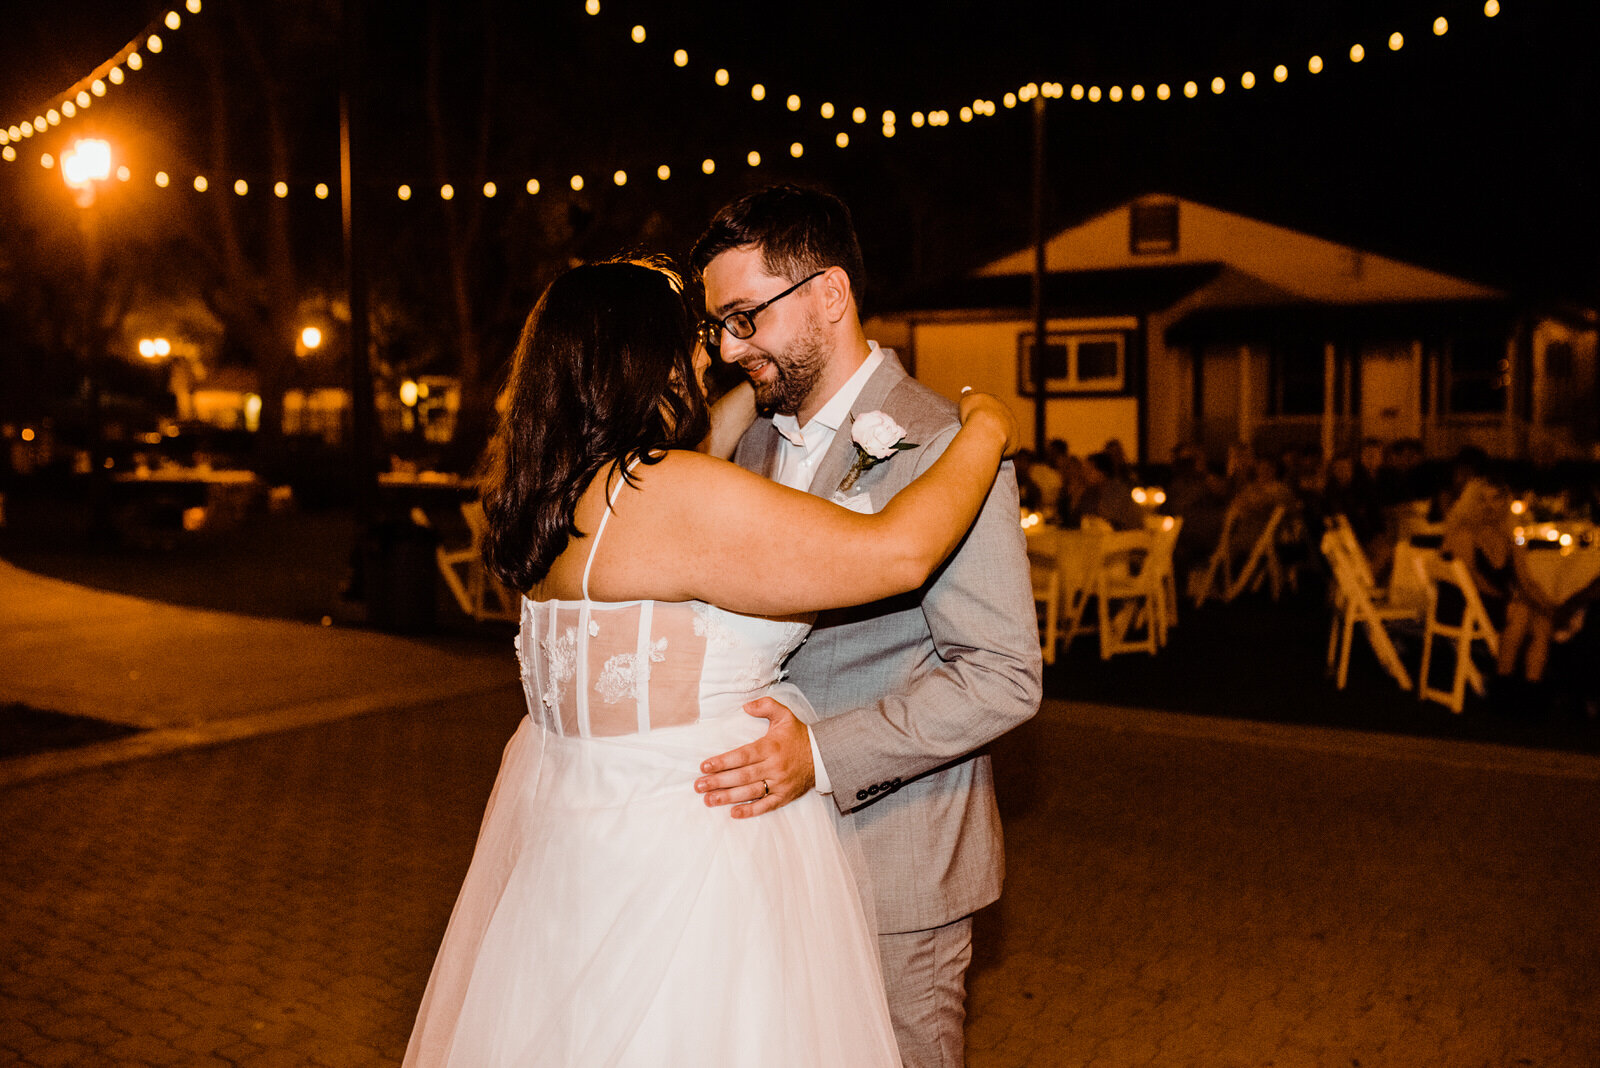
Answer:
[
  {"left": 1030, "top": 94, "right": 1049, "bottom": 454},
  {"left": 62, "top": 138, "right": 115, "bottom": 542}
]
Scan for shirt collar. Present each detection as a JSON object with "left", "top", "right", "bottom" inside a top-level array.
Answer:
[{"left": 772, "top": 342, "right": 885, "bottom": 444}]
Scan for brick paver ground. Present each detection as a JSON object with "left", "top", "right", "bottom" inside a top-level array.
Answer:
[{"left": 3, "top": 696, "right": 1598, "bottom": 1066}]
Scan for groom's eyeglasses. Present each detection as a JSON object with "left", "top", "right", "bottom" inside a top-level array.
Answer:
[{"left": 698, "top": 270, "right": 826, "bottom": 352}]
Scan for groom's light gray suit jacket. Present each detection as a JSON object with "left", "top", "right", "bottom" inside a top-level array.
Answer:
[{"left": 733, "top": 351, "right": 1043, "bottom": 935}]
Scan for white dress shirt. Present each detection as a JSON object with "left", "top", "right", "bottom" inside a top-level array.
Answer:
[{"left": 769, "top": 342, "right": 886, "bottom": 794}]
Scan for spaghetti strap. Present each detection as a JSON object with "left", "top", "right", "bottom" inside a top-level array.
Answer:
[{"left": 582, "top": 459, "right": 640, "bottom": 601}]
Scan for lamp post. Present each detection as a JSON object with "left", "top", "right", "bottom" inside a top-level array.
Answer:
[{"left": 62, "top": 138, "right": 115, "bottom": 540}]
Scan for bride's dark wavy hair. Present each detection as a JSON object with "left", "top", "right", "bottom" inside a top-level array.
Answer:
[{"left": 479, "top": 258, "right": 709, "bottom": 592}]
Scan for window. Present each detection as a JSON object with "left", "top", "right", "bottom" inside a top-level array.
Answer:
[
  {"left": 1018, "top": 332, "right": 1127, "bottom": 395},
  {"left": 1446, "top": 337, "right": 1506, "bottom": 414},
  {"left": 1129, "top": 200, "right": 1179, "bottom": 255}
]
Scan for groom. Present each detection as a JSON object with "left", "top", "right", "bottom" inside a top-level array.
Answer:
[{"left": 690, "top": 184, "right": 1043, "bottom": 1067}]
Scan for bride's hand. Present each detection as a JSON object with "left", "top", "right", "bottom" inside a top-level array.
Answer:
[
  {"left": 958, "top": 389, "right": 1020, "bottom": 457},
  {"left": 700, "top": 379, "right": 757, "bottom": 459}
]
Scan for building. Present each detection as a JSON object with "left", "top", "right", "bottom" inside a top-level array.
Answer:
[{"left": 869, "top": 194, "right": 1598, "bottom": 465}]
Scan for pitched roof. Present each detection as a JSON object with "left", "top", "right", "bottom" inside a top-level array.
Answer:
[
  {"left": 883, "top": 263, "right": 1224, "bottom": 318},
  {"left": 974, "top": 194, "right": 1503, "bottom": 305}
]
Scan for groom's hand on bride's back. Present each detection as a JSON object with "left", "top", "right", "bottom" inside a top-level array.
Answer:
[{"left": 694, "top": 698, "right": 815, "bottom": 818}]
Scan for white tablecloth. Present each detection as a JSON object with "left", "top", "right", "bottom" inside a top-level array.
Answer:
[
  {"left": 1520, "top": 546, "right": 1600, "bottom": 606},
  {"left": 1026, "top": 526, "right": 1104, "bottom": 604}
]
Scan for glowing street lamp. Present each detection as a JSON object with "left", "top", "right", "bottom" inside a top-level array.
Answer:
[
  {"left": 62, "top": 138, "right": 113, "bottom": 206},
  {"left": 301, "top": 326, "right": 323, "bottom": 351}
]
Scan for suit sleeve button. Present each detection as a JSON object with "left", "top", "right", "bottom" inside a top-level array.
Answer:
[{"left": 856, "top": 790, "right": 869, "bottom": 802}]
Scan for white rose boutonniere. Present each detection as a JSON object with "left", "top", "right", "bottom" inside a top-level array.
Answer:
[{"left": 838, "top": 410, "right": 917, "bottom": 493}]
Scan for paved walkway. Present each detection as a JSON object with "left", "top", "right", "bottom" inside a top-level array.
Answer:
[{"left": 3, "top": 561, "right": 1598, "bottom": 1066}]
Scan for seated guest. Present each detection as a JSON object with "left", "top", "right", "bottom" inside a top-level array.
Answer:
[
  {"left": 1012, "top": 448, "right": 1043, "bottom": 512},
  {"left": 1028, "top": 455, "right": 1063, "bottom": 518},
  {"left": 1229, "top": 456, "right": 1296, "bottom": 560},
  {"left": 1440, "top": 477, "right": 1514, "bottom": 631},
  {"left": 1077, "top": 450, "right": 1145, "bottom": 531},
  {"left": 1170, "top": 459, "right": 1231, "bottom": 578},
  {"left": 1054, "top": 453, "right": 1089, "bottom": 527}
]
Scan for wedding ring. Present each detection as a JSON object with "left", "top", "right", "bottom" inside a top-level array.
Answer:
[{"left": 760, "top": 779, "right": 771, "bottom": 798}]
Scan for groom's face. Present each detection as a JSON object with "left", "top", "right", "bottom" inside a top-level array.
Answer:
[{"left": 701, "top": 246, "right": 830, "bottom": 417}]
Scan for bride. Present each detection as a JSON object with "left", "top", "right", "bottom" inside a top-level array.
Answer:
[{"left": 403, "top": 258, "right": 1015, "bottom": 1066}]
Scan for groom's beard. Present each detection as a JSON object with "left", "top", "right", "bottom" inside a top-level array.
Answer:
[{"left": 741, "top": 311, "right": 828, "bottom": 416}]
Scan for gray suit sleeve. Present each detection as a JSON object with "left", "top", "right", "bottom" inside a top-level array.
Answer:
[{"left": 809, "top": 424, "right": 1044, "bottom": 811}]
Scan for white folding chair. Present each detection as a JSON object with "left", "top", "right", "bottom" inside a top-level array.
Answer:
[
  {"left": 1331, "top": 514, "right": 1378, "bottom": 591},
  {"left": 1093, "top": 529, "right": 1160, "bottom": 659},
  {"left": 1188, "top": 505, "right": 1237, "bottom": 608},
  {"left": 1143, "top": 515, "right": 1184, "bottom": 644},
  {"left": 1056, "top": 529, "right": 1106, "bottom": 655},
  {"left": 1031, "top": 566, "right": 1060, "bottom": 666},
  {"left": 1224, "top": 505, "right": 1288, "bottom": 602},
  {"left": 1415, "top": 552, "right": 1501, "bottom": 714},
  {"left": 437, "top": 501, "right": 520, "bottom": 622},
  {"left": 1030, "top": 556, "right": 1060, "bottom": 666},
  {"left": 1321, "top": 531, "right": 1416, "bottom": 691}
]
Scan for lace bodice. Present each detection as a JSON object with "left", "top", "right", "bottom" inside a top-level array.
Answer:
[
  {"left": 514, "top": 457, "right": 811, "bottom": 738},
  {"left": 515, "top": 598, "right": 811, "bottom": 738}
]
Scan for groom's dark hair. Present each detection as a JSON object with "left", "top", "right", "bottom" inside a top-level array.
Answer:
[{"left": 690, "top": 184, "right": 867, "bottom": 312}]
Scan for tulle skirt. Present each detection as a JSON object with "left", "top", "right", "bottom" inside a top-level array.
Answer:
[{"left": 403, "top": 696, "right": 900, "bottom": 1067}]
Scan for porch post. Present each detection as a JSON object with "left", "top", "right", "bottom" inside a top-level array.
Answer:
[{"left": 1321, "top": 340, "right": 1337, "bottom": 461}]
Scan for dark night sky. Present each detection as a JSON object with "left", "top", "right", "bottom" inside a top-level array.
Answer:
[{"left": 4, "top": 0, "right": 1596, "bottom": 305}]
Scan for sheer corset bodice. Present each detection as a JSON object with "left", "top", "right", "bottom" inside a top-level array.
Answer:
[{"left": 514, "top": 597, "right": 811, "bottom": 738}]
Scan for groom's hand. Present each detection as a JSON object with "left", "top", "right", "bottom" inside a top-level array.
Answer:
[{"left": 694, "top": 697, "right": 815, "bottom": 818}]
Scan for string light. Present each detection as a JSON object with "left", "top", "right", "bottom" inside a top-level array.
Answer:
[
  {"left": 274, "top": 181, "right": 288, "bottom": 197},
  {"left": 193, "top": 175, "right": 207, "bottom": 192},
  {"left": 440, "top": 183, "right": 454, "bottom": 199},
  {"left": 674, "top": 49, "right": 688, "bottom": 66},
  {"left": 233, "top": 179, "right": 248, "bottom": 195},
  {"left": 746, "top": 151, "right": 760, "bottom": 167},
  {"left": 526, "top": 178, "right": 541, "bottom": 194},
  {"left": 483, "top": 181, "right": 497, "bottom": 197},
  {"left": 570, "top": 174, "right": 584, "bottom": 190},
  {"left": 657, "top": 164, "right": 670, "bottom": 179},
  {"left": 1, "top": 2, "right": 202, "bottom": 152},
  {"left": 630, "top": 25, "right": 645, "bottom": 43},
  {"left": 701, "top": 158, "right": 715, "bottom": 174},
  {"left": 315, "top": 183, "right": 329, "bottom": 199},
  {"left": 567, "top": 0, "right": 1502, "bottom": 148}
]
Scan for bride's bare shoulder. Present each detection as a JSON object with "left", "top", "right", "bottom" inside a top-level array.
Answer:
[{"left": 630, "top": 449, "right": 762, "bottom": 491}]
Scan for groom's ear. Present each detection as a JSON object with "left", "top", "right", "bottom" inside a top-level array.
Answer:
[{"left": 816, "top": 266, "right": 853, "bottom": 325}]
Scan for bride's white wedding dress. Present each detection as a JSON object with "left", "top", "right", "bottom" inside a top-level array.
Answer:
[{"left": 403, "top": 479, "right": 900, "bottom": 1067}]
